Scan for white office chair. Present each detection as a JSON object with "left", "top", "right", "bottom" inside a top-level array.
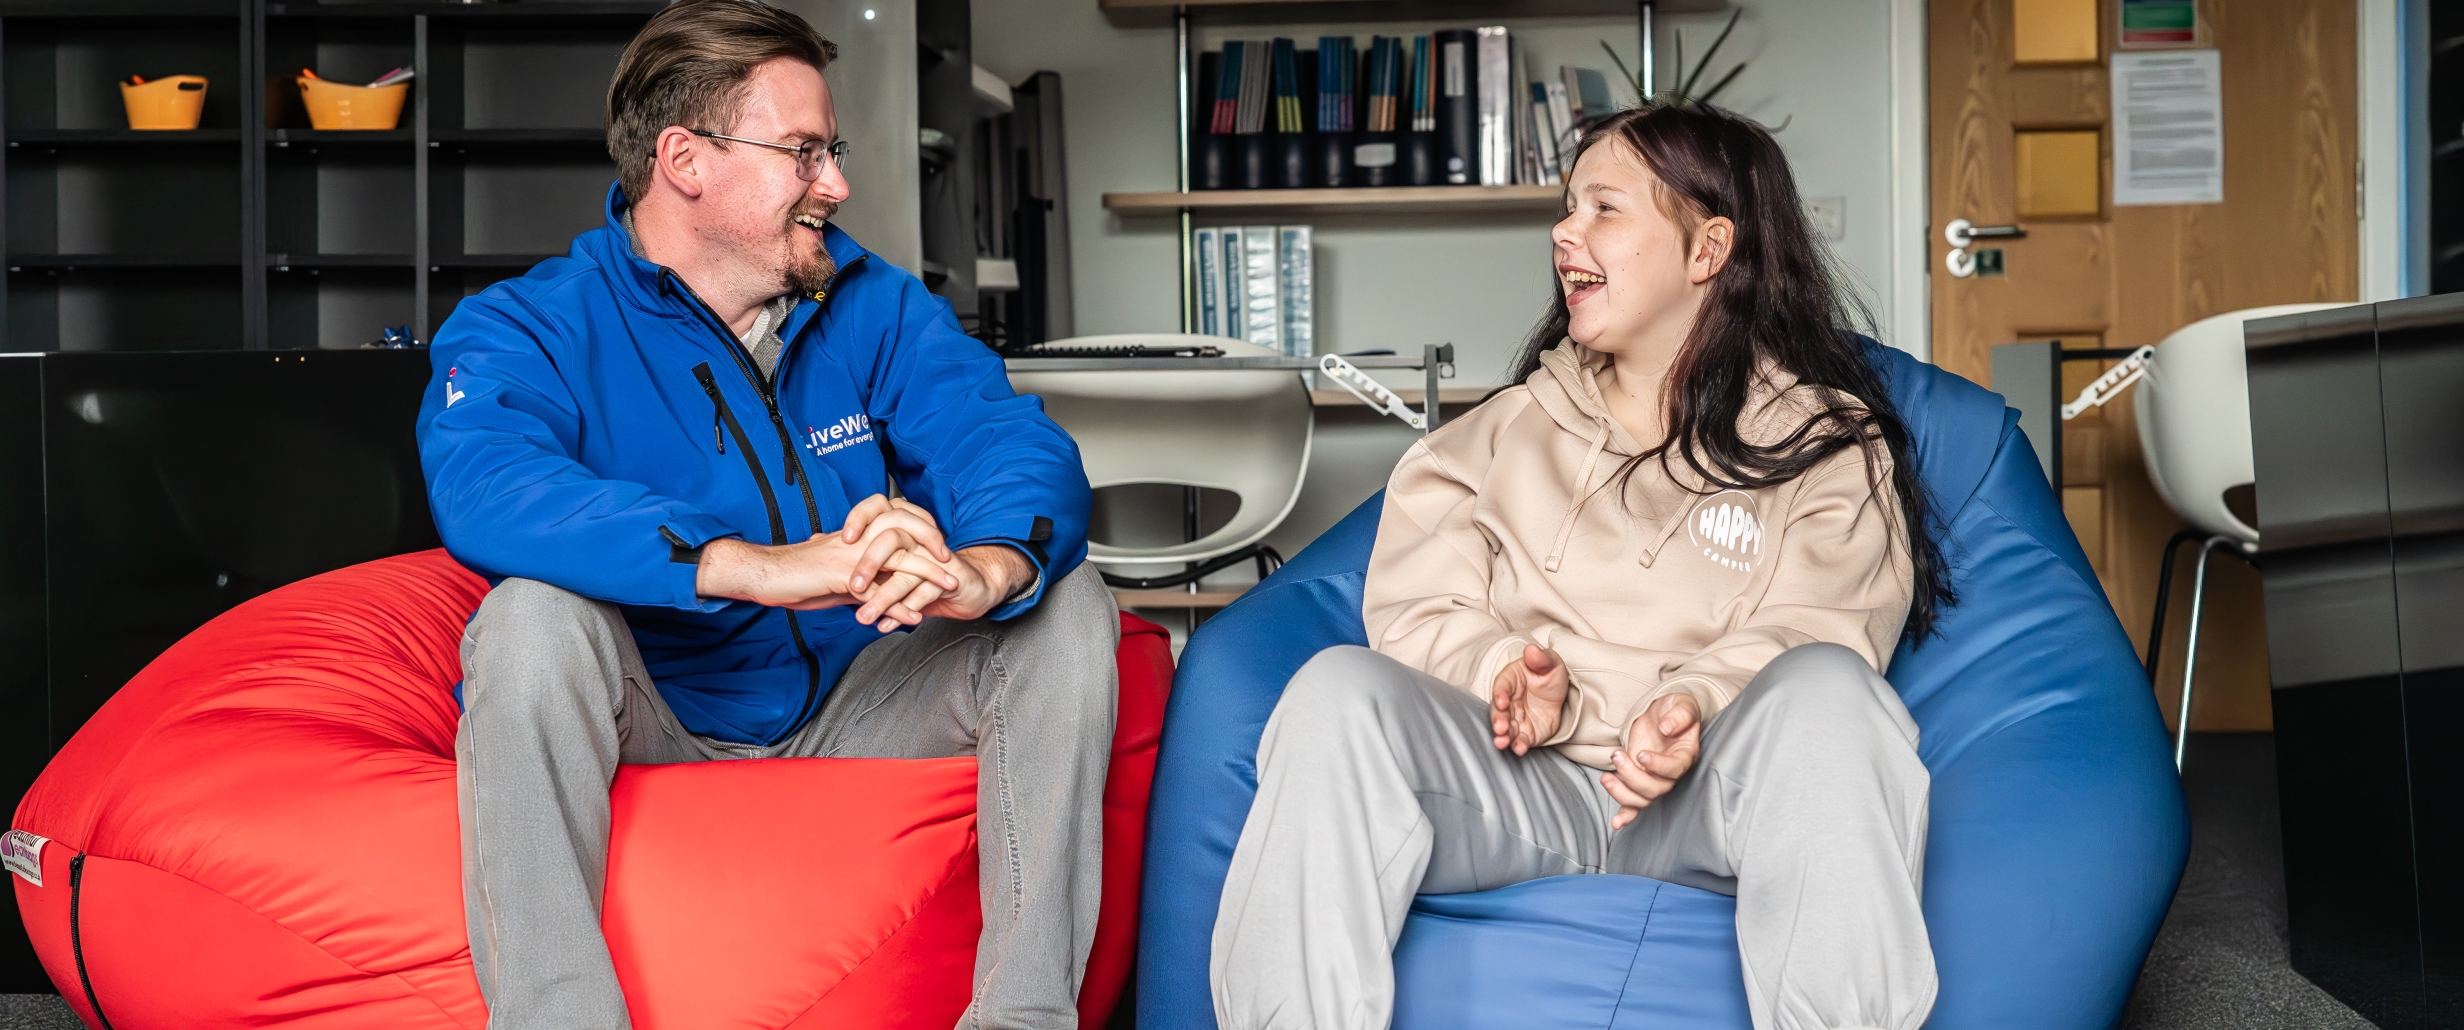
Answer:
[
  {"left": 2132, "top": 302, "right": 2344, "bottom": 769},
  {"left": 1008, "top": 334, "right": 1314, "bottom": 587}
]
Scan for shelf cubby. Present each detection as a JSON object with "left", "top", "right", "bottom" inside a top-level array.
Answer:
[
  {"left": 429, "top": 152, "right": 614, "bottom": 265},
  {"left": 263, "top": 12, "right": 415, "bottom": 131},
  {"left": 1, "top": 16, "right": 246, "bottom": 131},
  {"left": 6, "top": 149, "right": 244, "bottom": 259},
  {"left": 429, "top": 18, "right": 629, "bottom": 133},
  {"left": 269, "top": 264, "right": 414, "bottom": 350},
  {"left": 8, "top": 265, "right": 245, "bottom": 350}
]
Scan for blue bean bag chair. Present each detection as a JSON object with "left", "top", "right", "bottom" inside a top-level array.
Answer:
[{"left": 1137, "top": 340, "right": 2188, "bottom": 1030}]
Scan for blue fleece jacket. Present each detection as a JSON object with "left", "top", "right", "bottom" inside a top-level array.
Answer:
[{"left": 418, "top": 184, "right": 1090, "bottom": 745}]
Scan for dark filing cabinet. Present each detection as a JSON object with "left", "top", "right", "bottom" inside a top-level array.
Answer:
[
  {"left": 0, "top": 349, "right": 439, "bottom": 990},
  {"left": 2248, "top": 294, "right": 2464, "bottom": 1030}
]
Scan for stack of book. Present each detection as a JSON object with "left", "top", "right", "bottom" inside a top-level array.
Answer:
[
  {"left": 1195, "top": 28, "right": 1620, "bottom": 191},
  {"left": 1193, "top": 225, "right": 1312, "bottom": 358}
]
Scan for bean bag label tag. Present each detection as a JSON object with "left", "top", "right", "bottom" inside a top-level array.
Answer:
[{"left": 2, "top": 829, "right": 46, "bottom": 887}]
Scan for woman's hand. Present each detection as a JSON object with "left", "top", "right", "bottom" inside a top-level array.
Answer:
[
  {"left": 1604, "top": 694, "right": 1703, "bottom": 829},
  {"left": 1491, "top": 644, "right": 1571, "bottom": 754}
]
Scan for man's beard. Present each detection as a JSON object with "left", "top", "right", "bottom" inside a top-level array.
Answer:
[{"left": 784, "top": 200, "right": 840, "bottom": 297}]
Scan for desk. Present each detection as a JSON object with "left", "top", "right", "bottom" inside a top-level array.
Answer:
[
  {"left": 2248, "top": 296, "right": 2464, "bottom": 1027},
  {"left": 1005, "top": 344, "right": 1457, "bottom": 430}
]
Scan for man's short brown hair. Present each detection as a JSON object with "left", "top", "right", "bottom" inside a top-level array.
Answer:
[{"left": 606, "top": 0, "right": 837, "bottom": 206}]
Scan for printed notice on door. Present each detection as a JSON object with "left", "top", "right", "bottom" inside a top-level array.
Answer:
[{"left": 2111, "top": 50, "right": 2223, "bottom": 206}]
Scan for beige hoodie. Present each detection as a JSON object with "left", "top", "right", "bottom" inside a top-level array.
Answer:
[{"left": 1363, "top": 340, "right": 1914, "bottom": 770}]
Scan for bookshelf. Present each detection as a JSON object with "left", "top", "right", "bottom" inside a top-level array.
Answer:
[
  {"left": 1103, "top": 0, "right": 1678, "bottom": 16},
  {"left": 1148, "top": 0, "right": 1662, "bottom": 333},
  {"left": 0, "top": 0, "right": 663, "bottom": 353},
  {"left": 1107, "top": 183, "right": 1563, "bottom": 214}
]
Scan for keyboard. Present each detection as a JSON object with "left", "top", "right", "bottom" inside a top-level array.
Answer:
[{"left": 1010, "top": 343, "right": 1227, "bottom": 359}]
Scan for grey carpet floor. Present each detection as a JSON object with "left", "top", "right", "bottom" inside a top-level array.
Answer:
[
  {"left": 0, "top": 994, "right": 72, "bottom": 1030},
  {"left": 0, "top": 734, "right": 2381, "bottom": 1029},
  {"left": 2120, "top": 733, "right": 2374, "bottom": 1030}
]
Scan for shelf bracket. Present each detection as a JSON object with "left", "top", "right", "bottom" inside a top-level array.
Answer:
[{"left": 1321, "top": 343, "right": 1457, "bottom": 434}]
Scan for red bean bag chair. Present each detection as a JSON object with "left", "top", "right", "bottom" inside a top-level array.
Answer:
[{"left": 6, "top": 549, "right": 1171, "bottom": 1029}]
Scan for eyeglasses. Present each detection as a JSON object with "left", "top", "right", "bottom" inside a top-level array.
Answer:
[{"left": 690, "top": 129, "right": 851, "bottom": 182}]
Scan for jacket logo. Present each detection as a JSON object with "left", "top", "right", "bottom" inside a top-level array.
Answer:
[
  {"left": 805, "top": 413, "right": 875, "bottom": 458},
  {"left": 1687, "top": 490, "right": 1763, "bottom": 573},
  {"left": 444, "top": 367, "right": 466, "bottom": 408}
]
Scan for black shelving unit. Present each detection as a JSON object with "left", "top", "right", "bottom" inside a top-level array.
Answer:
[
  {"left": 2430, "top": 2, "right": 2464, "bottom": 295},
  {"left": 0, "top": 0, "right": 664, "bottom": 353},
  {"left": 916, "top": 0, "right": 974, "bottom": 312}
]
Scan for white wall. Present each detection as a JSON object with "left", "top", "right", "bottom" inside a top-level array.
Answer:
[
  {"left": 785, "top": 0, "right": 924, "bottom": 275},
  {"left": 971, "top": 0, "right": 1907, "bottom": 572},
  {"left": 2358, "top": 0, "right": 2419, "bottom": 301}
]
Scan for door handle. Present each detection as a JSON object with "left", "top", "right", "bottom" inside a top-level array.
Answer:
[{"left": 1944, "top": 219, "right": 2027, "bottom": 248}]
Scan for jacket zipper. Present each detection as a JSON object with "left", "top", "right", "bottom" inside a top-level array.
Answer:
[
  {"left": 669, "top": 271, "right": 833, "bottom": 735},
  {"left": 692, "top": 364, "right": 788, "bottom": 544},
  {"left": 692, "top": 361, "right": 825, "bottom": 738},
  {"left": 69, "top": 854, "right": 119, "bottom": 1030},
  {"left": 659, "top": 271, "right": 822, "bottom": 510}
]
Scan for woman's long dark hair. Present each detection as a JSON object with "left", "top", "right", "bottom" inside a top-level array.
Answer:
[{"left": 1508, "top": 102, "right": 1954, "bottom": 640}]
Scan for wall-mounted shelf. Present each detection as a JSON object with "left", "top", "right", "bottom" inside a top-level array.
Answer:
[
  {"left": 8, "top": 129, "right": 242, "bottom": 145},
  {"left": 267, "top": 254, "right": 416, "bottom": 268},
  {"left": 1100, "top": 0, "right": 1705, "bottom": 16},
  {"left": 434, "top": 255, "right": 561, "bottom": 269},
  {"left": 264, "top": 2, "right": 668, "bottom": 21},
  {"left": 430, "top": 129, "right": 605, "bottom": 146},
  {"left": 268, "top": 129, "right": 413, "bottom": 145},
  {"left": 1311, "top": 386, "right": 1488, "bottom": 408},
  {"left": 7, "top": 255, "right": 239, "bottom": 269},
  {"left": 1108, "top": 184, "right": 1564, "bottom": 215},
  {"left": 0, "top": 1, "right": 237, "bottom": 16}
]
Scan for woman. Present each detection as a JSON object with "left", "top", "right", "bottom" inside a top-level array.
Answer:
[{"left": 1210, "top": 102, "right": 1954, "bottom": 1030}]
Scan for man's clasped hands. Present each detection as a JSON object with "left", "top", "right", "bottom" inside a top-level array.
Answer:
[{"left": 693, "top": 494, "right": 1035, "bottom": 631}]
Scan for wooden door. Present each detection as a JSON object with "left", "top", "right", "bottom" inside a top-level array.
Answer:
[{"left": 1927, "top": 0, "right": 2357, "bottom": 731}]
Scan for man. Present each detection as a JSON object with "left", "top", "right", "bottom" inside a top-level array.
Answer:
[{"left": 415, "top": 3, "right": 1114, "bottom": 1029}]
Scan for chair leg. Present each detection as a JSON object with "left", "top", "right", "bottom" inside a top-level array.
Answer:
[
  {"left": 2173, "top": 535, "right": 2231, "bottom": 773},
  {"left": 2143, "top": 530, "right": 2201, "bottom": 682}
]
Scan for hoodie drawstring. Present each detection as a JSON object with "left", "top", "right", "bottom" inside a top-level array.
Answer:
[{"left": 1544, "top": 422, "right": 1612, "bottom": 572}]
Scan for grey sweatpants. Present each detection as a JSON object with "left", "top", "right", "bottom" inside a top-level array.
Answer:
[
  {"left": 1212, "top": 644, "right": 1935, "bottom": 1030},
  {"left": 455, "top": 564, "right": 1119, "bottom": 1030}
]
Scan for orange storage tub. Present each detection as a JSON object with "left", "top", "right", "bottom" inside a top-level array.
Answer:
[
  {"left": 298, "top": 77, "right": 408, "bottom": 130},
  {"left": 119, "top": 76, "right": 208, "bottom": 130}
]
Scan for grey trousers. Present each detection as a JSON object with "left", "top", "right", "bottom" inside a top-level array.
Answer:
[
  {"left": 455, "top": 564, "right": 1119, "bottom": 1030},
  {"left": 1211, "top": 644, "right": 1935, "bottom": 1030}
]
